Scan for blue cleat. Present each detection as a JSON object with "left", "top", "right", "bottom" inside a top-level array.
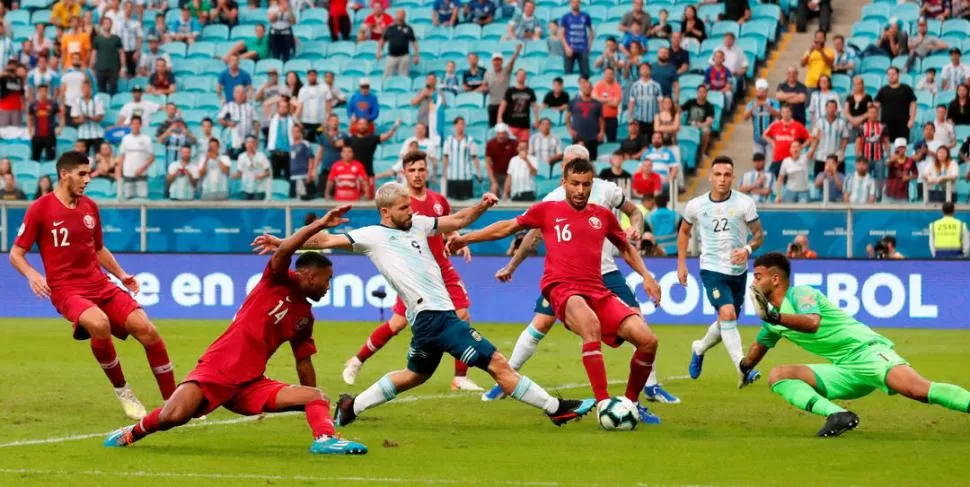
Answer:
[
  {"left": 739, "top": 368, "right": 761, "bottom": 389},
  {"left": 547, "top": 398, "right": 596, "bottom": 426},
  {"left": 481, "top": 384, "right": 507, "bottom": 401},
  {"left": 310, "top": 435, "right": 368, "bottom": 455},
  {"left": 103, "top": 426, "right": 135, "bottom": 448},
  {"left": 689, "top": 347, "right": 705, "bottom": 379},
  {"left": 636, "top": 404, "right": 661, "bottom": 425},
  {"left": 643, "top": 384, "right": 681, "bottom": 404}
]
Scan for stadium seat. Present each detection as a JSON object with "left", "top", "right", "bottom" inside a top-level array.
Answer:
[
  {"left": 188, "top": 42, "right": 216, "bottom": 59},
  {"left": 241, "top": 8, "right": 268, "bottom": 25},
  {"left": 271, "top": 179, "right": 290, "bottom": 200},
  {"left": 13, "top": 160, "right": 39, "bottom": 180},
  {"left": 861, "top": 56, "right": 890, "bottom": 74},
  {"left": 751, "top": 3, "right": 782, "bottom": 24},
  {"left": 328, "top": 41, "right": 356, "bottom": 60},
  {"left": 454, "top": 24, "right": 482, "bottom": 41},
  {"left": 938, "top": 90, "right": 956, "bottom": 106},
  {"left": 86, "top": 179, "right": 116, "bottom": 200},
  {"left": 196, "top": 96, "right": 221, "bottom": 111},
  {"left": 456, "top": 92, "right": 484, "bottom": 108},
  {"left": 482, "top": 23, "right": 506, "bottom": 41},
  {"left": 425, "top": 26, "right": 452, "bottom": 41},
  {"left": 356, "top": 40, "right": 380, "bottom": 60},
  {"left": 202, "top": 25, "right": 230, "bottom": 41},
  {"left": 30, "top": 9, "right": 51, "bottom": 25},
  {"left": 231, "top": 24, "right": 257, "bottom": 40},
  {"left": 160, "top": 42, "right": 187, "bottom": 58},
  {"left": 860, "top": 3, "right": 890, "bottom": 24},
  {"left": 256, "top": 59, "right": 283, "bottom": 75},
  {"left": 943, "top": 19, "right": 970, "bottom": 40},
  {"left": 296, "top": 41, "right": 329, "bottom": 60},
  {"left": 300, "top": 8, "right": 328, "bottom": 25}
]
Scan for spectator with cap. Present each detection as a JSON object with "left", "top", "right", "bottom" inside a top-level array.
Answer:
[
  {"left": 442, "top": 116, "right": 483, "bottom": 200},
  {"left": 378, "top": 10, "right": 419, "bottom": 78},
  {"left": 92, "top": 17, "right": 125, "bottom": 95},
  {"left": 219, "top": 85, "right": 260, "bottom": 158},
  {"left": 116, "top": 115, "right": 154, "bottom": 200},
  {"left": 295, "top": 69, "right": 330, "bottom": 143},
  {"left": 433, "top": 0, "right": 461, "bottom": 27},
  {"left": 118, "top": 86, "right": 160, "bottom": 126},
  {"left": 560, "top": 0, "right": 593, "bottom": 78},
  {"left": 485, "top": 123, "right": 517, "bottom": 195},
  {"left": 138, "top": 35, "right": 172, "bottom": 77},
  {"left": 266, "top": 96, "right": 299, "bottom": 179},
  {"left": 593, "top": 67, "right": 622, "bottom": 142},
  {"left": 565, "top": 76, "right": 605, "bottom": 159},
  {"left": 218, "top": 53, "right": 253, "bottom": 101},
  {"left": 763, "top": 103, "right": 810, "bottom": 178},
  {"left": 196, "top": 137, "right": 232, "bottom": 200},
  {"left": 462, "top": 53, "right": 486, "bottom": 93},
  {"left": 744, "top": 78, "right": 780, "bottom": 157},
  {"left": 359, "top": 1, "right": 393, "bottom": 42},
  {"left": 504, "top": 138, "right": 537, "bottom": 201},
  {"left": 235, "top": 135, "right": 271, "bottom": 200},
  {"left": 875, "top": 67, "right": 917, "bottom": 142},
  {"left": 739, "top": 153, "right": 775, "bottom": 203},
  {"left": 498, "top": 68, "right": 539, "bottom": 142},
  {"left": 347, "top": 77, "right": 379, "bottom": 134},
  {"left": 776, "top": 66, "right": 808, "bottom": 125},
  {"left": 146, "top": 57, "right": 177, "bottom": 96},
  {"left": 542, "top": 77, "right": 570, "bottom": 111},
  {"left": 619, "top": 0, "right": 651, "bottom": 35},
  {"left": 466, "top": 0, "right": 497, "bottom": 26},
  {"left": 884, "top": 137, "right": 918, "bottom": 204},
  {"left": 27, "top": 84, "right": 63, "bottom": 162},
  {"left": 482, "top": 44, "right": 522, "bottom": 127},
  {"left": 223, "top": 23, "right": 269, "bottom": 62},
  {"left": 268, "top": 0, "right": 296, "bottom": 61},
  {"left": 906, "top": 17, "right": 948, "bottom": 72},
  {"left": 169, "top": 6, "right": 201, "bottom": 44}
]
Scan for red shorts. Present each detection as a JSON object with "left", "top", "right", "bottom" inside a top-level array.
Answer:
[
  {"left": 392, "top": 264, "right": 470, "bottom": 316},
  {"left": 183, "top": 368, "right": 288, "bottom": 417},
  {"left": 546, "top": 284, "right": 638, "bottom": 348},
  {"left": 51, "top": 285, "right": 141, "bottom": 341},
  {"left": 508, "top": 127, "right": 530, "bottom": 143}
]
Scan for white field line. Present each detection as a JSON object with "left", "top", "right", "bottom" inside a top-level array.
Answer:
[{"left": 0, "top": 375, "right": 692, "bottom": 449}]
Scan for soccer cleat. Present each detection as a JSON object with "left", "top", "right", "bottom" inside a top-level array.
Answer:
[
  {"left": 643, "top": 384, "right": 681, "bottom": 404},
  {"left": 481, "top": 384, "right": 507, "bottom": 401},
  {"left": 451, "top": 376, "right": 484, "bottom": 392},
  {"left": 114, "top": 385, "right": 147, "bottom": 420},
  {"left": 547, "top": 398, "right": 596, "bottom": 426},
  {"left": 310, "top": 435, "right": 368, "bottom": 455},
  {"left": 636, "top": 404, "right": 662, "bottom": 424},
  {"left": 333, "top": 394, "right": 358, "bottom": 427},
  {"left": 738, "top": 368, "right": 761, "bottom": 389},
  {"left": 816, "top": 411, "right": 860, "bottom": 438},
  {"left": 342, "top": 357, "right": 363, "bottom": 385},
  {"left": 688, "top": 346, "right": 705, "bottom": 379},
  {"left": 103, "top": 426, "right": 136, "bottom": 448}
]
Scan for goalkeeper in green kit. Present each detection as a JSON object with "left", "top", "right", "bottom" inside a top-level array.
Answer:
[{"left": 740, "top": 253, "right": 970, "bottom": 437}]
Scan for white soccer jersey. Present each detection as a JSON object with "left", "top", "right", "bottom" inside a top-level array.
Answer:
[
  {"left": 348, "top": 215, "right": 454, "bottom": 323},
  {"left": 543, "top": 178, "right": 626, "bottom": 274},
  {"left": 682, "top": 190, "right": 759, "bottom": 276}
]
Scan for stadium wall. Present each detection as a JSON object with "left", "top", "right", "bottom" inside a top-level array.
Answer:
[{"left": 0, "top": 255, "right": 963, "bottom": 329}]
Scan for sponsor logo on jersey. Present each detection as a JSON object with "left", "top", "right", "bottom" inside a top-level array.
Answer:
[
  {"left": 588, "top": 216, "right": 602, "bottom": 229},
  {"left": 433, "top": 203, "right": 444, "bottom": 216},
  {"left": 797, "top": 291, "right": 818, "bottom": 309},
  {"left": 83, "top": 215, "right": 96, "bottom": 229}
]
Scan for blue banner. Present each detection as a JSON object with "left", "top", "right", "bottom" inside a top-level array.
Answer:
[
  {"left": 850, "top": 210, "right": 970, "bottom": 259},
  {"left": 757, "top": 210, "right": 848, "bottom": 257},
  {"left": 1, "top": 254, "right": 965, "bottom": 329},
  {"left": 146, "top": 208, "right": 287, "bottom": 252}
]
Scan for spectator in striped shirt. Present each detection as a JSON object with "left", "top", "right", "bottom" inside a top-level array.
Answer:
[
  {"left": 504, "top": 0, "right": 542, "bottom": 41},
  {"left": 528, "top": 118, "right": 563, "bottom": 177},
  {"left": 813, "top": 155, "right": 845, "bottom": 203},
  {"left": 137, "top": 36, "right": 171, "bottom": 77},
  {"left": 643, "top": 131, "right": 679, "bottom": 189},
  {"left": 807, "top": 75, "right": 839, "bottom": 127},
  {"left": 117, "top": 2, "right": 143, "bottom": 80},
  {"left": 843, "top": 157, "right": 877, "bottom": 204},
  {"left": 705, "top": 50, "right": 734, "bottom": 111},
  {"left": 441, "top": 61, "right": 460, "bottom": 97},
  {"left": 26, "top": 56, "right": 59, "bottom": 102},
  {"left": 504, "top": 139, "right": 537, "bottom": 201},
  {"left": 744, "top": 79, "right": 780, "bottom": 157},
  {"left": 166, "top": 145, "right": 198, "bottom": 201},
  {"left": 831, "top": 35, "right": 856, "bottom": 77},
  {"left": 811, "top": 99, "right": 848, "bottom": 174},
  {"left": 885, "top": 138, "right": 919, "bottom": 203},
  {"left": 218, "top": 85, "right": 260, "bottom": 158},
  {"left": 71, "top": 80, "right": 105, "bottom": 155},
  {"left": 628, "top": 63, "right": 662, "bottom": 141},
  {"left": 442, "top": 116, "right": 482, "bottom": 200},
  {"left": 157, "top": 113, "right": 197, "bottom": 164},
  {"left": 27, "top": 85, "right": 63, "bottom": 162},
  {"left": 593, "top": 37, "right": 623, "bottom": 75},
  {"left": 856, "top": 104, "right": 888, "bottom": 179},
  {"left": 197, "top": 138, "right": 232, "bottom": 201},
  {"left": 738, "top": 153, "right": 774, "bottom": 203},
  {"left": 942, "top": 48, "right": 970, "bottom": 91}
]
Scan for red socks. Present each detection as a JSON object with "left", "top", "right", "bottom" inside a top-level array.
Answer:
[
  {"left": 581, "top": 342, "right": 610, "bottom": 402},
  {"left": 145, "top": 340, "right": 176, "bottom": 400},
  {"left": 454, "top": 359, "right": 469, "bottom": 377},
  {"left": 356, "top": 322, "right": 400, "bottom": 362},
  {"left": 132, "top": 408, "right": 162, "bottom": 441},
  {"left": 91, "top": 337, "right": 127, "bottom": 388},
  {"left": 306, "top": 399, "right": 336, "bottom": 439},
  {"left": 625, "top": 349, "right": 655, "bottom": 403}
]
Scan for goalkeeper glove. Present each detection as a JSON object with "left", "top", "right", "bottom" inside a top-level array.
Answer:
[{"left": 749, "top": 285, "right": 782, "bottom": 324}]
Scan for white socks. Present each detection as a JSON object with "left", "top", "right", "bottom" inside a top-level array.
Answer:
[
  {"left": 719, "top": 320, "right": 745, "bottom": 370},
  {"left": 645, "top": 368, "right": 658, "bottom": 387},
  {"left": 693, "top": 321, "right": 722, "bottom": 355},
  {"left": 510, "top": 376, "right": 559, "bottom": 414},
  {"left": 509, "top": 322, "right": 546, "bottom": 370},
  {"left": 353, "top": 374, "right": 397, "bottom": 415}
]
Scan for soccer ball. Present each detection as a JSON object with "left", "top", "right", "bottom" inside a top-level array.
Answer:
[{"left": 597, "top": 396, "right": 638, "bottom": 431}]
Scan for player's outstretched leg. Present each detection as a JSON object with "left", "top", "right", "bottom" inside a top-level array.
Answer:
[
  {"left": 886, "top": 364, "right": 970, "bottom": 414},
  {"left": 335, "top": 369, "right": 430, "bottom": 427},
  {"left": 77, "top": 307, "right": 145, "bottom": 420},
  {"left": 451, "top": 308, "right": 482, "bottom": 392},
  {"left": 343, "top": 314, "right": 408, "bottom": 385},
  {"left": 487, "top": 351, "right": 595, "bottom": 426},
  {"left": 270, "top": 385, "right": 367, "bottom": 455},
  {"left": 689, "top": 320, "right": 721, "bottom": 379},
  {"left": 125, "top": 310, "right": 177, "bottom": 401},
  {"left": 563, "top": 296, "right": 611, "bottom": 404},
  {"left": 617, "top": 316, "right": 661, "bottom": 424},
  {"left": 104, "top": 383, "right": 203, "bottom": 447},
  {"left": 483, "top": 312, "right": 556, "bottom": 401},
  {"left": 767, "top": 366, "right": 858, "bottom": 437}
]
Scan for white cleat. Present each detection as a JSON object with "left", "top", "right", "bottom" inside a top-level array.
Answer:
[
  {"left": 451, "top": 376, "right": 484, "bottom": 392},
  {"left": 342, "top": 357, "right": 363, "bottom": 385},
  {"left": 114, "top": 385, "right": 147, "bottom": 420}
]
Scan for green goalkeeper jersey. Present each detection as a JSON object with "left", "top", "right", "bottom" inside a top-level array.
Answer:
[{"left": 756, "top": 285, "right": 894, "bottom": 364}]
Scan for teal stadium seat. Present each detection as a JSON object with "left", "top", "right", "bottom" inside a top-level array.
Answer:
[{"left": 300, "top": 8, "right": 328, "bottom": 25}]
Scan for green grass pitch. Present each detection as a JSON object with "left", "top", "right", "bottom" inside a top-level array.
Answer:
[{"left": 1, "top": 319, "right": 969, "bottom": 486}]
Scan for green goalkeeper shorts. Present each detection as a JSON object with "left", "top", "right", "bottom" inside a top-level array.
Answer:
[{"left": 808, "top": 344, "right": 909, "bottom": 400}]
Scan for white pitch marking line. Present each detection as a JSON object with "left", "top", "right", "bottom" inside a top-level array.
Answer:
[{"left": 0, "top": 375, "right": 691, "bottom": 449}]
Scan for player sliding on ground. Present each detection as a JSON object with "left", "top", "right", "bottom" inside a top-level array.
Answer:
[
  {"left": 252, "top": 184, "right": 595, "bottom": 428},
  {"left": 104, "top": 206, "right": 368, "bottom": 455},
  {"left": 482, "top": 145, "right": 679, "bottom": 412},
  {"left": 742, "top": 252, "right": 970, "bottom": 437},
  {"left": 678, "top": 156, "right": 764, "bottom": 388},
  {"left": 448, "top": 158, "right": 664, "bottom": 423},
  {"left": 342, "top": 150, "right": 482, "bottom": 392},
  {"left": 9, "top": 151, "right": 176, "bottom": 420}
]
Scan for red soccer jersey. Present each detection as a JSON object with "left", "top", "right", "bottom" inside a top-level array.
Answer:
[
  {"left": 195, "top": 262, "right": 316, "bottom": 386},
  {"left": 410, "top": 190, "right": 452, "bottom": 267},
  {"left": 364, "top": 13, "right": 393, "bottom": 40},
  {"left": 14, "top": 193, "right": 108, "bottom": 291},
  {"left": 764, "top": 120, "right": 810, "bottom": 162},
  {"left": 515, "top": 200, "right": 628, "bottom": 293},
  {"left": 328, "top": 160, "right": 366, "bottom": 201}
]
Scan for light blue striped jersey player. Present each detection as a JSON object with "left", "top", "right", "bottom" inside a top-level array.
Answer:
[
  {"left": 682, "top": 191, "right": 759, "bottom": 276},
  {"left": 543, "top": 178, "right": 626, "bottom": 274},
  {"left": 347, "top": 215, "right": 453, "bottom": 324}
]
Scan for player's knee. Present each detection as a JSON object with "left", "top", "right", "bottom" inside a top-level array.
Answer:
[
  {"left": 82, "top": 310, "right": 112, "bottom": 338},
  {"left": 487, "top": 352, "right": 511, "bottom": 374},
  {"left": 718, "top": 307, "right": 738, "bottom": 322},
  {"left": 767, "top": 366, "right": 796, "bottom": 387},
  {"left": 638, "top": 331, "right": 659, "bottom": 354},
  {"left": 533, "top": 316, "right": 555, "bottom": 334},
  {"left": 158, "top": 405, "right": 193, "bottom": 428},
  {"left": 307, "top": 387, "right": 329, "bottom": 404}
]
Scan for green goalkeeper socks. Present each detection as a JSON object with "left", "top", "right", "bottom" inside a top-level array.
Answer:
[
  {"left": 771, "top": 379, "right": 846, "bottom": 417},
  {"left": 928, "top": 382, "right": 970, "bottom": 413}
]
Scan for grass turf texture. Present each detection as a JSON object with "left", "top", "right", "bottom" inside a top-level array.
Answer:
[{"left": 1, "top": 319, "right": 969, "bottom": 486}]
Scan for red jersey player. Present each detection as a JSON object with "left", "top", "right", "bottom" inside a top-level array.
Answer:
[
  {"left": 340, "top": 150, "right": 483, "bottom": 392},
  {"left": 450, "top": 158, "right": 665, "bottom": 422},
  {"left": 104, "top": 206, "right": 368, "bottom": 455},
  {"left": 9, "top": 151, "right": 176, "bottom": 420}
]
